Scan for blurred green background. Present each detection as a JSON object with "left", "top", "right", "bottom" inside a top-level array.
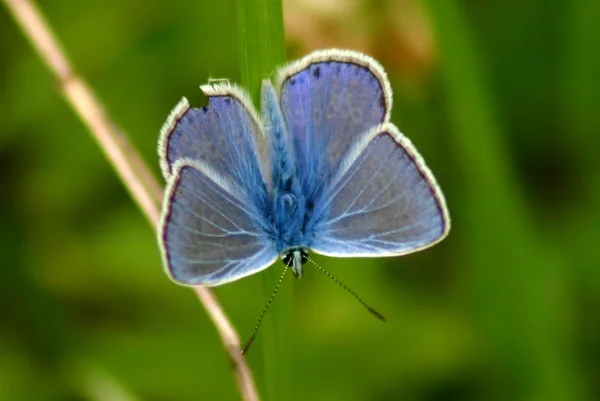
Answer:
[{"left": 1, "top": 0, "right": 599, "bottom": 400}]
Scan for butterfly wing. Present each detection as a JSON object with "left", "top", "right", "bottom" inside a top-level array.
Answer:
[
  {"left": 159, "top": 160, "right": 278, "bottom": 286},
  {"left": 158, "top": 84, "right": 276, "bottom": 286},
  {"left": 308, "top": 124, "right": 450, "bottom": 257},
  {"left": 158, "top": 83, "right": 270, "bottom": 193},
  {"left": 276, "top": 49, "right": 391, "bottom": 198}
]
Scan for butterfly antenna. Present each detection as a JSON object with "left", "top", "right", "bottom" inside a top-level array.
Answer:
[
  {"left": 242, "top": 264, "right": 290, "bottom": 355},
  {"left": 307, "top": 257, "right": 386, "bottom": 322}
]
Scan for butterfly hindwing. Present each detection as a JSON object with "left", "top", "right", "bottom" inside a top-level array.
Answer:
[
  {"left": 308, "top": 123, "right": 450, "bottom": 257},
  {"left": 276, "top": 49, "right": 392, "bottom": 199},
  {"left": 159, "top": 160, "right": 277, "bottom": 286}
]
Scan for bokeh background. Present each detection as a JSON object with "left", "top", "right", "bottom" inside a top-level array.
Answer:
[{"left": 1, "top": 0, "right": 599, "bottom": 400}]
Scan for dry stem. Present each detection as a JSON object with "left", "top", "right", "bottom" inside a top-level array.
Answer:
[{"left": 3, "top": 0, "right": 259, "bottom": 400}]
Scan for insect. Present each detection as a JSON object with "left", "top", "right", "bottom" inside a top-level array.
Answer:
[{"left": 157, "top": 49, "right": 450, "bottom": 338}]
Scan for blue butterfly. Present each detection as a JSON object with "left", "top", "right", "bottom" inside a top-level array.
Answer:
[{"left": 157, "top": 49, "right": 450, "bottom": 287}]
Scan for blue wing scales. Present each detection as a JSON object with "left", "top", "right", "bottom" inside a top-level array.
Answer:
[
  {"left": 308, "top": 124, "right": 450, "bottom": 257},
  {"left": 158, "top": 84, "right": 270, "bottom": 194},
  {"left": 276, "top": 49, "right": 392, "bottom": 199},
  {"left": 159, "top": 160, "right": 277, "bottom": 286}
]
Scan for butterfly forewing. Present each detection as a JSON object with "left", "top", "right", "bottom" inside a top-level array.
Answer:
[
  {"left": 276, "top": 50, "right": 392, "bottom": 198},
  {"left": 160, "top": 160, "right": 277, "bottom": 286},
  {"left": 308, "top": 124, "right": 450, "bottom": 257},
  {"left": 158, "top": 84, "right": 270, "bottom": 193}
]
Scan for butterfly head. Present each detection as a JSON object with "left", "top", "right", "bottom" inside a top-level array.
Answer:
[{"left": 281, "top": 248, "right": 309, "bottom": 278}]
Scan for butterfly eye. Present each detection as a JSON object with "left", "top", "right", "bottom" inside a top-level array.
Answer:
[
  {"left": 282, "top": 253, "right": 293, "bottom": 268},
  {"left": 300, "top": 249, "right": 309, "bottom": 265}
]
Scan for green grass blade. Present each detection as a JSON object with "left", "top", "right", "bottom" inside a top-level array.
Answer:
[
  {"left": 237, "top": 0, "right": 286, "bottom": 104},
  {"left": 426, "top": 2, "right": 587, "bottom": 400},
  {"left": 235, "top": 1, "right": 290, "bottom": 400},
  {"left": 564, "top": 0, "right": 600, "bottom": 299}
]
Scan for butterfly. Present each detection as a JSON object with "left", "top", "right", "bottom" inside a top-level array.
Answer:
[{"left": 157, "top": 49, "right": 450, "bottom": 287}]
